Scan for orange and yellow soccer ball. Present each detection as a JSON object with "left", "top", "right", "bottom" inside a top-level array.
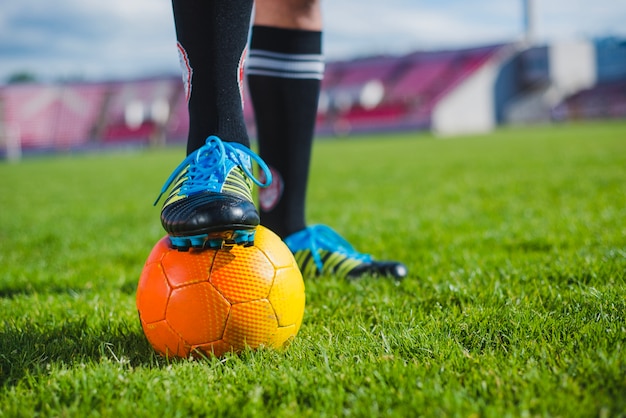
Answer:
[{"left": 136, "top": 225, "right": 305, "bottom": 358}]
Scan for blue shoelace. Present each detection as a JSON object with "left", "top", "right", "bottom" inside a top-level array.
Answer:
[
  {"left": 285, "top": 225, "right": 372, "bottom": 272},
  {"left": 154, "top": 136, "right": 272, "bottom": 205}
]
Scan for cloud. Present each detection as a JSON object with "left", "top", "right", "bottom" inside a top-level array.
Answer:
[
  {"left": 536, "top": 0, "right": 626, "bottom": 40},
  {"left": 0, "top": 0, "right": 177, "bottom": 80},
  {"left": 322, "top": 0, "right": 523, "bottom": 57}
]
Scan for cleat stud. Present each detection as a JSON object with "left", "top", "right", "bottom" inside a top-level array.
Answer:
[
  {"left": 166, "top": 228, "right": 259, "bottom": 252},
  {"left": 190, "top": 237, "right": 204, "bottom": 247},
  {"left": 205, "top": 238, "right": 223, "bottom": 250},
  {"left": 169, "top": 236, "right": 192, "bottom": 251}
]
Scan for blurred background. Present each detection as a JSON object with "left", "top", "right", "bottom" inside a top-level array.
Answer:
[{"left": 1, "top": 0, "right": 625, "bottom": 159}]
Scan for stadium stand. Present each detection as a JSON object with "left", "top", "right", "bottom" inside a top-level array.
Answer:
[
  {"left": 595, "top": 37, "right": 626, "bottom": 83},
  {"left": 502, "top": 38, "right": 626, "bottom": 125},
  {"left": 1, "top": 82, "right": 107, "bottom": 151},
  {"left": 316, "top": 44, "right": 503, "bottom": 135},
  {"left": 552, "top": 37, "right": 626, "bottom": 121},
  {"left": 100, "top": 78, "right": 180, "bottom": 144},
  {"left": 553, "top": 80, "right": 626, "bottom": 120},
  {"left": 1, "top": 38, "right": 625, "bottom": 158}
]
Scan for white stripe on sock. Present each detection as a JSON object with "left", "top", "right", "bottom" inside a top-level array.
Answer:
[{"left": 247, "top": 50, "right": 325, "bottom": 80}]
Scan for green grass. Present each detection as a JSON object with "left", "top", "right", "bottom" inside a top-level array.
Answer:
[{"left": 1, "top": 121, "right": 625, "bottom": 417}]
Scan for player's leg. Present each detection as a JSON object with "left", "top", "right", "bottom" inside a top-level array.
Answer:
[
  {"left": 248, "top": 0, "right": 408, "bottom": 279},
  {"left": 248, "top": 0, "right": 322, "bottom": 239},
  {"left": 156, "top": 0, "right": 272, "bottom": 251},
  {"left": 173, "top": 0, "right": 252, "bottom": 153}
]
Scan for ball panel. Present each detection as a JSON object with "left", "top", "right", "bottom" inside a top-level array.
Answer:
[
  {"left": 268, "top": 324, "right": 298, "bottom": 349},
  {"left": 255, "top": 225, "right": 299, "bottom": 269},
  {"left": 161, "top": 248, "right": 216, "bottom": 288},
  {"left": 136, "top": 262, "right": 170, "bottom": 323},
  {"left": 210, "top": 247, "right": 274, "bottom": 303},
  {"left": 223, "top": 300, "right": 277, "bottom": 349},
  {"left": 166, "top": 282, "right": 230, "bottom": 346},
  {"left": 144, "top": 236, "right": 171, "bottom": 265},
  {"left": 141, "top": 319, "right": 190, "bottom": 358},
  {"left": 268, "top": 262, "right": 306, "bottom": 328}
]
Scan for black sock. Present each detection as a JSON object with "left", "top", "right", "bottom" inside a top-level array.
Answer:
[
  {"left": 171, "top": 0, "right": 253, "bottom": 154},
  {"left": 247, "top": 26, "right": 324, "bottom": 238}
]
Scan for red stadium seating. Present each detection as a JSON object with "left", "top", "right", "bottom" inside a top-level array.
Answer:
[
  {"left": 553, "top": 80, "right": 626, "bottom": 120},
  {"left": 1, "top": 83, "right": 106, "bottom": 149},
  {"left": 0, "top": 43, "right": 535, "bottom": 154},
  {"left": 100, "top": 78, "right": 180, "bottom": 143}
]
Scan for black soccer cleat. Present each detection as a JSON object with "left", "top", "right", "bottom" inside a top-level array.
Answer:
[{"left": 155, "top": 136, "right": 272, "bottom": 250}]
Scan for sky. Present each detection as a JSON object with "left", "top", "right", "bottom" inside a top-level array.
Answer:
[{"left": 0, "top": 0, "right": 625, "bottom": 82}]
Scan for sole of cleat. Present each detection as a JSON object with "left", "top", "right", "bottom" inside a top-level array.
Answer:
[{"left": 169, "top": 229, "right": 256, "bottom": 251}]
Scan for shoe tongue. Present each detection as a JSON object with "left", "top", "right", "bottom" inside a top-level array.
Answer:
[{"left": 311, "top": 226, "right": 373, "bottom": 262}]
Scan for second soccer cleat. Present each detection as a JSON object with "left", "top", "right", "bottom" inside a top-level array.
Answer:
[
  {"left": 284, "top": 225, "right": 408, "bottom": 279},
  {"left": 155, "top": 136, "right": 272, "bottom": 250}
]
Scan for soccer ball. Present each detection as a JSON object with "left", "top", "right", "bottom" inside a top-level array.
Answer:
[{"left": 136, "top": 225, "right": 305, "bottom": 358}]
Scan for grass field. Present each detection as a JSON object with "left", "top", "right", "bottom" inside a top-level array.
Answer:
[{"left": 1, "top": 121, "right": 625, "bottom": 417}]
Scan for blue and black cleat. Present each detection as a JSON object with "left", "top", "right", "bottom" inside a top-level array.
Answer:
[
  {"left": 284, "top": 225, "right": 408, "bottom": 279},
  {"left": 155, "top": 135, "right": 272, "bottom": 251}
]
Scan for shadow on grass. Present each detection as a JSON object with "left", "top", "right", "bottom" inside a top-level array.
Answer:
[{"left": 0, "top": 316, "right": 157, "bottom": 388}]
